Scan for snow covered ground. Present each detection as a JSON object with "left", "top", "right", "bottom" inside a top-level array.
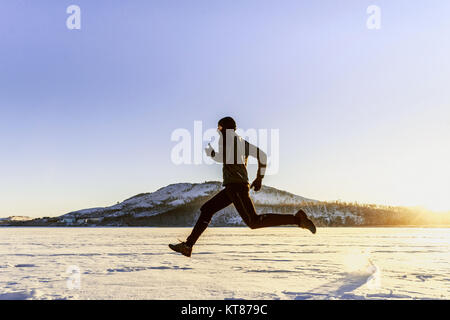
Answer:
[{"left": 0, "top": 227, "right": 449, "bottom": 300}]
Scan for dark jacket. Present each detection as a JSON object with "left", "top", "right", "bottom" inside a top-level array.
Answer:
[{"left": 208, "top": 130, "right": 267, "bottom": 186}]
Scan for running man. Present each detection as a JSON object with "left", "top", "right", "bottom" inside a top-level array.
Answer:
[{"left": 169, "top": 117, "right": 316, "bottom": 257}]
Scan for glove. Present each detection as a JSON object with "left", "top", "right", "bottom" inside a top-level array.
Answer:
[
  {"left": 204, "top": 143, "right": 215, "bottom": 157},
  {"left": 250, "top": 176, "right": 263, "bottom": 192}
]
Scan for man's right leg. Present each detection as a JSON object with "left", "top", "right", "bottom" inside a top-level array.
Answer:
[
  {"left": 185, "top": 189, "right": 232, "bottom": 247},
  {"left": 226, "top": 184, "right": 316, "bottom": 233}
]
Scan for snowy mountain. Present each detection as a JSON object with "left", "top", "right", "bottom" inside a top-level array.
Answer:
[
  {"left": 0, "top": 216, "right": 32, "bottom": 223},
  {"left": 0, "top": 216, "right": 33, "bottom": 226},
  {"left": 58, "top": 181, "right": 316, "bottom": 226},
  {"left": 7, "top": 182, "right": 436, "bottom": 227}
]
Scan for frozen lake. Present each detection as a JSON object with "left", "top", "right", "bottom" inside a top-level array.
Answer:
[{"left": 0, "top": 227, "right": 449, "bottom": 300}]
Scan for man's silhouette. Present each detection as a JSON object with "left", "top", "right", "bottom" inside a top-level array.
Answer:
[{"left": 169, "top": 117, "right": 316, "bottom": 257}]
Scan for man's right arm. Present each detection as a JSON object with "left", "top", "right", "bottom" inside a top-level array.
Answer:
[{"left": 206, "top": 137, "right": 224, "bottom": 163}]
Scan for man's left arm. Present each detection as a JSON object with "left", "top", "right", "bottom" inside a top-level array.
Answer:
[{"left": 246, "top": 141, "right": 267, "bottom": 191}]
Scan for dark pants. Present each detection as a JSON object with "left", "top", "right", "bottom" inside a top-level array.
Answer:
[{"left": 186, "top": 183, "right": 298, "bottom": 247}]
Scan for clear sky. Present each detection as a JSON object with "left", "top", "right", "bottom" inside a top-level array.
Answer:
[{"left": 1, "top": 1, "right": 450, "bottom": 217}]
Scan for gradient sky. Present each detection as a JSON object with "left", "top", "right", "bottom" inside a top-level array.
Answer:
[{"left": 1, "top": 0, "right": 450, "bottom": 217}]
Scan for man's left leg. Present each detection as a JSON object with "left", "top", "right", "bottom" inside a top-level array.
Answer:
[
  {"left": 185, "top": 189, "right": 232, "bottom": 247},
  {"left": 169, "top": 189, "right": 232, "bottom": 257}
]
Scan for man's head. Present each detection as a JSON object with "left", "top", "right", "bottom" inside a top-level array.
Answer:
[{"left": 218, "top": 116, "right": 236, "bottom": 132}]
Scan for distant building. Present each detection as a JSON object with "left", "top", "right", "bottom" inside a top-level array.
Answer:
[
  {"left": 76, "top": 217, "right": 103, "bottom": 225},
  {"left": 61, "top": 217, "right": 76, "bottom": 225}
]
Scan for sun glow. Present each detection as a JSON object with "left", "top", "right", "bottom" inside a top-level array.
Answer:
[{"left": 425, "top": 203, "right": 450, "bottom": 214}]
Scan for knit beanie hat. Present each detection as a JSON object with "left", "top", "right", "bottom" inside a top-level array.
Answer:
[{"left": 218, "top": 116, "right": 236, "bottom": 130}]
